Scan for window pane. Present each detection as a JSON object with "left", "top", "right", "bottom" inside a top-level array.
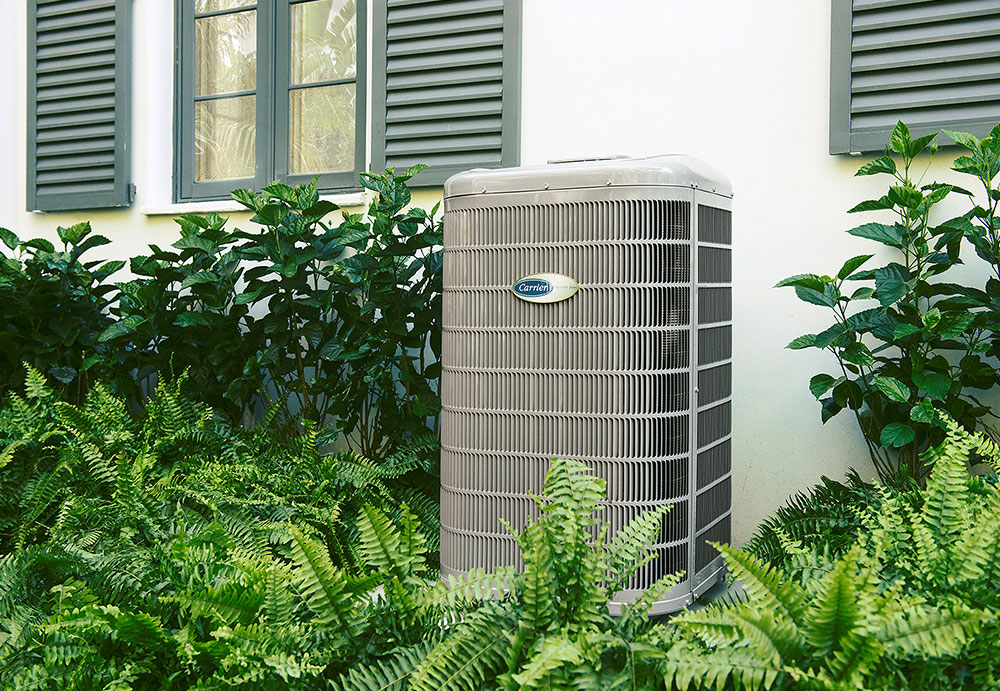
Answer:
[
  {"left": 290, "top": 0, "right": 356, "bottom": 85},
  {"left": 195, "top": 95, "right": 256, "bottom": 181},
  {"left": 195, "top": 0, "right": 253, "bottom": 13},
  {"left": 196, "top": 10, "right": 256, "bottom": 96},
  {"left": 289, "top": 84, "right": 354, "bottom": 174}
]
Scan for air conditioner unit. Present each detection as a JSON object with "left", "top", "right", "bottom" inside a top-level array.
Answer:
[{"left": 440, "top": 155, "right": 732, "bottom": 614}]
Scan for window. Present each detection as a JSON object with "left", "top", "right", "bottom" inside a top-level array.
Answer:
[
  {"left": 830, "top": 0, "right": 1000, "bottom": 155},
  {"left": 175, "top": 0, "right": 366, "bottom": 201}
]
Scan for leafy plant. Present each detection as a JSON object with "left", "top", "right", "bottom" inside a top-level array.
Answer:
[
  {"left": 779, "top": 121, "right": 999, "bottom": 480},
  {"left": 659, "top": 433, "right": 992, "bottom": 691},
  {"left": 342, "top": 457, "right": 678, "bottom": 691},
  {"left": 103, "top": 169, "right": 442, "bottom": 463},
  {"left": 0, "top": 223, "right": 122, "bottom": 405}
]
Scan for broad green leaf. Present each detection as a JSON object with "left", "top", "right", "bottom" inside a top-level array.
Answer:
[
  {"left": 98, "top": 316, "right": 146, "bottom": 342},
  {"left": 47, "top": 366, "right": 76, "bottom": 384},
  {"left": 173, "top": 235, "right": 215, "bottom": 254},
  {"left": 910, "top": 398, "right": 936, "bottom": 423},
  {"left": 889, "top": 121, "right": 911, "bottom": 154},
  {"left": 881, "top": 422, "right": 916, "bottom": 448},
  {"left": 847, "top": 196, "right": 894, "bottom": 213},
  {"left": 875, "top": 264, "right": 909, "bottom": 306},
  {"left": 888, "top": 185, "right": 923, "bottom": 209},
  {"left": 943, "top": 130, "right": 981, "bottom": 151},
  {"left": 842, "top": 342, "right": 874, "bottom": 367},
  {"left": 847, "top": 222, "right": 903, "bottom": 248},
  {"left": 814, "top": 322, "right": 848, "bottom": 349},
  {"left": 912, "top": 371, "right": 952, "bottom": 400},
  {"left": 921, "top": 308, "right": 941, "bottom": 330},
  {"left": 180, "top": 270, "right": 220, "bottom": 288},
  {"left": 809, "top": 374, "right": 837, "bottom": 400},
  {"left": 854, "top": 157, "right": 896, "bottom": 176},
  {"left": 774, "top": 273, "right": 826, "bottom": 290},
  {"left": 874, "top": 376, "right": 910, "bottom": 403},
  {"left": 795, "top": 286, "right": 836, "bottom": 307},
  {"left": 787, "top": 334, "right": 817, "bottom": 350},
  {"left": 837, "top": 254, "right": 874, "bottom": 280},
  {"left": 906, "top": 132, "right": 937, "bottom": 158},
  {"left": 850, "top": 287, "right": 875, "bottom": 300},
  {"left": 893, "top": 323, "right": 922, "bottom": 340},
  {"left": 0, "top": 228, "right": 19, "bottom": 250},
  {"left": 937, "top": 312, "right": 975, "bottom": 339}
]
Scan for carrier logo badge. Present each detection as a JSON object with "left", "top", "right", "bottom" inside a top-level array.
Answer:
[{"left": 512, "top": 273, "right": 579, "bottom": 303}]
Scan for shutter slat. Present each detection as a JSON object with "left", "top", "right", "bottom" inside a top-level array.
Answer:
[
  {"left": 852, "top": 79, "right": 1000, "bottom": 113},
  {"left": 854, "top": 0, "right": 1000, "bottom": 30},
  {"left": 387, "top": 64, "right": 502, "bottom": 90},
  {"left": 387, "top": 14, "right": 503, "bottom": 40},
  {"left": 373, "top": 0, "right": 518, "bottom": 184},
  {"left": 386, "top": 115, "right": 502, "bottom": 139},
  {"left": 386, "top": 30, "right": 503, "bottom": 58},
  {"left": 853, "top": 16, "right": 1000, "bottom": 51},
  {"left": 28, "top": 0, "right": 131, "bottom": 211},
  {"left": 388, "top": 0, "right": 503, "bottom": 24},
  {"left": 387, "top": 99, "right": 502, "bottom": 123},
  {"left": 852, "top": 59, "right": 1000, "bottom": 92},
  {"left": 388, "top": 81, "right": 502, "bottom": 106}
]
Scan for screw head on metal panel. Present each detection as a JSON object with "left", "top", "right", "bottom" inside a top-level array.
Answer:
[
  {"left": 605, "top": 179, "right": 612, "bottom": 186},
  {"left": 481, "top": 187, "right": 487, "bottom": 193},
  {"left": 543, "top": 183, "right": 550, "bottom": 190}
]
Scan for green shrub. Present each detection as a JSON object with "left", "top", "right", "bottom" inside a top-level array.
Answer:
[
  {"left": 0, "top": 223, "right": 122, "bottom": 405},
  {"left": 103, "top": 168, "right": 442, "bottom": 459},
  {"left": 659, "top": 423, "right": 995, "bottom": 690},
  {"left": 779, "top": 121, "right": 1000, "bottom": 481}
]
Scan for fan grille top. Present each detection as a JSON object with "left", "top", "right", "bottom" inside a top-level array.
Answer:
[{"left": 441, "top": 160, "right": 732, "bottom": 614}]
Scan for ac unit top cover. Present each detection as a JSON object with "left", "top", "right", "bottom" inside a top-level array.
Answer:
[{"left": 443, "top": 154, "right": 733, "bottom": 198}]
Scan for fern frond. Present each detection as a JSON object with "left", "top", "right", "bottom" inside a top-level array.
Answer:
[
  {"left": 421, "top": 567, "right": 515, "bottom": 612},
  {"left": 408, "top": 602, "right": 514, "bottom": 691},
  {"left": 357, "top": 504, "right": 404, "bottom": 577},
  {"left": 879, "top": 603, "right": 983, "bottom": 658},
  {"left": 606, "top": 505, "right": 669, "bottom": 592},
  {"left": 285, "top": 525, "right": 362, "bottom": 641},
  {"left": 660, "top": 639, "right": 784, "bottom": 691},
  {"left": 332, "top": 640, "right": 437, "bottom": 691},
  {"left": 712, "top": 543, "right": 805, "bottom": 627},
  {"left": 801, "top": 546, "right": 863, "bottom": 655},
  {"left": 508, "top": 634, "right": 583, "bottom": 689}
]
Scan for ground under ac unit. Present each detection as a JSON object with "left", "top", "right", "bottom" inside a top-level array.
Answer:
[{"left": 440, "top": 155, "right": 733, "bottom": 614}]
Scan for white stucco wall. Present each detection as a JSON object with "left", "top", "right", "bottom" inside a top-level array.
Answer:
[{"left": 1, "top": 1, "right": 989, "bottom": 544}]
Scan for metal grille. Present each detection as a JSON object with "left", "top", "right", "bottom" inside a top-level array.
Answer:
[
  {"left": 695, "top": 514, "right": 731, "bottom": 572},
  {"left": 442, "top": 183, "right": 730, "bottom": 613},
  {"left": 693, "top": 205, "right": 732, "bottom": 582}
]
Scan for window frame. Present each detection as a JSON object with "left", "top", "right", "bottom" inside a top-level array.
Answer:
[{"left": 174, "top": 0, "right": 366, "bottom": 202}]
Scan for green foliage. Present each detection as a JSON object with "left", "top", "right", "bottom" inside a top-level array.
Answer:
[
  {"left": 779, "top": 120, "right": 1000, "bottom": 480},
  {"left": 662, "top": 529, "right": 985, "bottom": 689},
  {"left": 2, "top": 170, "right": 441, "bottom": 472},
  {"left": 103, "top": 169, "right": 442, "bottom": 462},
  {"left": 742, "top": 419, "right": 1000, "bottom": 688},
  {"left": 348, "top": 458, "right": 680, "bottom": 691},
  {"left": 0, "top": 222, "right": 122, "bottom": 404}
]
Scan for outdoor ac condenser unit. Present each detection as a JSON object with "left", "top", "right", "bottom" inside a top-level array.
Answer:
[{"left": 440, "top": 155, "right": 732, "bottom": 614}]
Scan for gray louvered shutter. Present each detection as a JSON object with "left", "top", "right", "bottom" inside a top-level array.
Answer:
[
  {"left": 27, "top": 0, "right": 132, "bottom": 211},
  {"left": 831, "top": 0, "right": 1000, "bottom": 154},
  {"left": 371, "top": 0, "right": 521, "bottom": 186}
]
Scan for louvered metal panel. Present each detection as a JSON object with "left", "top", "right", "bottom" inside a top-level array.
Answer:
[
  {"left": 372, "top": 0, "right": 520, "bottom": 185},
  {"left": 831, "top": 0, "right": 1000, "bottom": 154},
  {"left": 441, "top": 156, "right": 732, "bottom": 614},
  {"left": 27, "top": 0, "right": 131, "bottom": 211}
]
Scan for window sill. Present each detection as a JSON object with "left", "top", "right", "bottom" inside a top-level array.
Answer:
[{"left": 140, "top": 191, "right": 368, "bottom": 216}]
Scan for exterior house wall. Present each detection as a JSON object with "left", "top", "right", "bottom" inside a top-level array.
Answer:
[{"left": 1, "top": 1, "right": 986, "bottom": 544}]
